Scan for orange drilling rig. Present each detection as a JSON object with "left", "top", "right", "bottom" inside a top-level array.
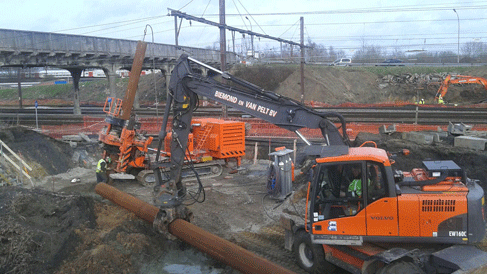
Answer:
[{"left": 98, "top": 41, "right": 245, "bottom": 185}]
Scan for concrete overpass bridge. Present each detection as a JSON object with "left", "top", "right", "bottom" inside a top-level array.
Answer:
[{"left": 0, "top": 28, "right": 237, "bottom": 114}]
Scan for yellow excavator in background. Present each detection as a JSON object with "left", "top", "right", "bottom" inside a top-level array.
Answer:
[{"left": 435, "top": 74, "right": 487, "bottom": 103}]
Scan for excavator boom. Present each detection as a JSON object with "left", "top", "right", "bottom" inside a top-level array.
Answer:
[{"left": 435, "top": 74, "right": 487, "bottom": 102}]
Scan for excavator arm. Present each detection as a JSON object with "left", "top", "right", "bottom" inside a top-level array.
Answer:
[
  {"left": 435, "top": 74, "right": 487, "bottom": 102},
  {"left": 151, "top": 54, "right": 350, "bottom": 229}
]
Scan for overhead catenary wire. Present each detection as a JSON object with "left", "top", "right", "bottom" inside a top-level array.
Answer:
[
  {"left": 235, "top": 0, "right": 267, "bottom": 35},
  {"left": 178, "top": 0, "right": 194, "bottom": 11},
  {"left": 195, "top": 0, "right": 213, "bottom": 43},
  {"left": 232, "top": 0, "right": 250, "bottom": 31},
  {"left": 202, "top": 2, "right": 487, "bottom": 16},
  {"left": 278, "top": 19, "right": 300, "bottom": 39}
]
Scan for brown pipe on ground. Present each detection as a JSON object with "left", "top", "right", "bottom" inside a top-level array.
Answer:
[
  {"left": 95, "top": 183, "right": 296, "bottom": 274},
  {"left": 95, "top": 182, "right": 159, "bottom": 223}
]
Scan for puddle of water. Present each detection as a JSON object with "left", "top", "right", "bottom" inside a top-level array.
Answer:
[{"left": 140, "top": 242, "right": 227, "bottom": 274}]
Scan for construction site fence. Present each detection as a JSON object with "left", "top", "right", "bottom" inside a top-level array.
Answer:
[{"left": 39, "top": 116, "right": 487, "bottom": 141}]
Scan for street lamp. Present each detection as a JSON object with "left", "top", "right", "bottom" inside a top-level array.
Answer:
[
  {"left": 245, "top": 16, "right": 254, "bottom": 58},
  {"left": 453, "top": 9, "right": 460, "bottom": 63}
]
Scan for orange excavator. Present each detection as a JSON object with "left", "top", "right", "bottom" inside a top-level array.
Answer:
[
  {"left": 435, "top": 74, "right": 487, "bottom": 103},
  {"left": 148, "top": 54, "right": 487, "bottom": 273}
]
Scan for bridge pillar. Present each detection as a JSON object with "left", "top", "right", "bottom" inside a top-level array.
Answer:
[
  {"left": 104, "top": 66, "right": 119, "bottom": 99},
  {"left": 164, "top": 64, "right": 172, "bottom": 102},
  {"left": 104, "top": 65, "right": 140, "bottom": 109},
  {"left": 68, "top": 68, "right": 82, "bottom": 115}
]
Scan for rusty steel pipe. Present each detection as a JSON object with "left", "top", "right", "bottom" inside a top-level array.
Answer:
[
  {"left": 95, "top": 182, "right": 159, "bottom": 223},
  {"left": 95, "top": 183, "right": 296, "bottom": 274},
  {"left": 120, "top": 40, "right": 147, "bottom": 121}
]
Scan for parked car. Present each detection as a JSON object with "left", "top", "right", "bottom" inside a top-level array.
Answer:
[
  {"left": 329, "top": 58, "right": 352, "bottom": 66},
  {"left": 377, "top": 59, "right": 405, "bottom": 66}
]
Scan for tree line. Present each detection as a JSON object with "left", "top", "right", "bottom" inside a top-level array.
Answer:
[{"left": 260, "top": 40, "right": 487, "bottom": 64}]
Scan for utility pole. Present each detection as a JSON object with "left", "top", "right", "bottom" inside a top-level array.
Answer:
[
  {"left": 174, "top": 16, "right": 178, "bottom": 47},
  {"left": 219, "top": 0, "right": 227, "bottom": 117},
  {"left": 300, "top": 17, "right": 305, "bottom": 104},
  {"left": 17, "top": 68, "right": 22, "bottom": 108}
]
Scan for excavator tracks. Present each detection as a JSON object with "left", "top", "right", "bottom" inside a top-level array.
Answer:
[{"left": 136, "top": 162, "right": 223, "bottom": 186}]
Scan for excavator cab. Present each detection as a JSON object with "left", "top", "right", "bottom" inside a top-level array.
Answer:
[
  {"left": 289, "top": 147, "right": 487, "bottom": 273},
  {"left": 310, "top": 158, "right": 392, "bottom": 245}
]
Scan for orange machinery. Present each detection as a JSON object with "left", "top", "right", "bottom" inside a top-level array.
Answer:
[
  {"left": 435, "top": 74, "right": 487, "bottom": 103},
  {"left": 98, "top": 40, "right": 154, "bottom": 178},
  {"left": 98, "top": 96, "right": 153, "bottom": 175},
  {"left": 283, "top": 144, "right": 487, "bottom": 273},
  {"left": 147, "top": 54, "right": 487, "bottom": 273},
  {"left": 163, "top": 118, "right": 245, "bottom": 167}
]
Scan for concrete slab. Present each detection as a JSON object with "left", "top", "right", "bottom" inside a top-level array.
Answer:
[
  {"left": 454, "top": 136, "right": 487, "bottom": 151},
  {"left": 379, "top": 124, "right": 396, "bottom": 135},
  {"left": 62, "top": 135, "right": 83, "bottom": 142},
  {"left": 401, "top": 132, "right": 434, "bottom": 145},
  {"left": 78, "top": 133, "right": 95, "bottom": 143},
  {"left": 109, "top": 173, "right": 136, "bottom": 180},
  {"left": 448, "top": 122, "right": 473, "bottom": 135}
]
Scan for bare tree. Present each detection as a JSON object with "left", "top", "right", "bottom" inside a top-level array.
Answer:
[
  {"left": 462, "top": 41, "right": 484, "bottom": 61},
  {"left": 306, "top": 39, "right": 328, "bottom": 63},
  {"left": 353, "top": 45, "right": 383, "bottom": 63}
]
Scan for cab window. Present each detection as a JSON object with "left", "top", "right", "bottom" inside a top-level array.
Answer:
[
  {"left": 366, "top": 162, "right": 387, "bottom": 204},
  {"left": 312, "top": 163, "right": 365, "bottom": 219}
]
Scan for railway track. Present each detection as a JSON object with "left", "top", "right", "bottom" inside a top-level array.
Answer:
[{"left": 0, "top": 106, "right": 485, "bottom": 126}]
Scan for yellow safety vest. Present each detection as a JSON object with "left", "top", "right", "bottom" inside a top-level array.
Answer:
[{"left": 96, "top": 159, "right": 106, "bottom": 173}]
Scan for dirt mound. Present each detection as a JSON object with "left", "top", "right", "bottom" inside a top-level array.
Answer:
[
  {"left": 0, "top": 187, "right": 96, "bottom": 274},
  {"left": 231, "top": 65, "right": 487, "bottom": 105},
  {"left": 275, "top": 67, "right": 379, "bottom": 104},
  {"left": 55, "top": 201, "right": 169, "bottom": 274},
  {"left": 0, "top": 126, "right": 74, "bottom": 176}
]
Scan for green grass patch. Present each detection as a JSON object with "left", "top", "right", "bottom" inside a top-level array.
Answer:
[{"left": 0, "top": 83, "right": 72, "bottom": 100}]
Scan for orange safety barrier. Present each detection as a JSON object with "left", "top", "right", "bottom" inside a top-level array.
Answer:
[{"left": 39, "top": 116, "right": 487, "bottom": 141}]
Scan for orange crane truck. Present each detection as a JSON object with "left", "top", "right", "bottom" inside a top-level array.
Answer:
[{"left": 149, "top": 54, "right": 487, "bottom": 273}]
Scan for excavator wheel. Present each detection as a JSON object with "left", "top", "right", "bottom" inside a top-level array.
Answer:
[
  {"left": 377, "top": 260, "right": 425, "bottom": 274},
  {"left": 293, "top": 230, "right": 335, "bottom": 274}
]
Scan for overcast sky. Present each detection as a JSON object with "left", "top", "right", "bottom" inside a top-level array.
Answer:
[{"left": 2, "top": 0, "right": 486, "bottom": 58}]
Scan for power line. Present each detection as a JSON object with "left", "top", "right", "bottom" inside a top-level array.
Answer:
[
  {"left": 203, "top": 3, "right": 487, "bottom": 16},
  {"left": 52, "top": 15, "right": 167, "bottom": 34},
  {"left": 231, "top": 0, "right": 250, "bottom": 31},
  {"left": 278, "top": 19, "right": 300, "bottom": 38},
  {"left": 225, "top": 17, "right": 487, "bottom": 28},
  {"left": 236, "top": 0, "right": 267, "bottom": 35},
  {"left": 178, "top": 0, "right": 194, "bottom": 11}
]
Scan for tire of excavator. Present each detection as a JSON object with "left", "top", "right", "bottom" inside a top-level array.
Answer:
[{"left": 293, "top": 230, "right": 336, "bottom": 274}]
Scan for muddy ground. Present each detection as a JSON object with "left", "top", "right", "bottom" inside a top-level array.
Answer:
[{"left": 1, "top": 125, "right": 487, "bottom": 274}]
